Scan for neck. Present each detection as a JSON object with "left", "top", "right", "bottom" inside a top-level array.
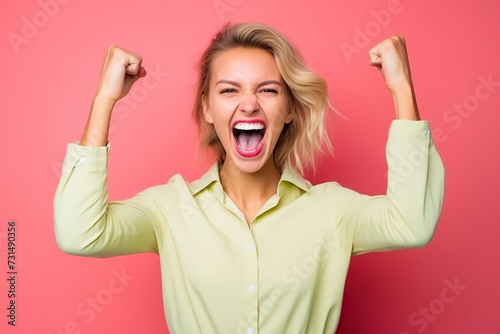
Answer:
[{"left": 219, "top": 158, "right": 281, "bottom": 223}]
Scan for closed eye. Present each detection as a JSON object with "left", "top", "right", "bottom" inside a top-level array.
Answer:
[
  {"left": 259, "top": 88, "right": 278, "bottom": 95},
  {"left": 220, "top": 88, "right": 237, "bottom": 94}
]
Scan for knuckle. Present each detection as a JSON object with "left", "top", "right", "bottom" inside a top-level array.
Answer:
[
  {"left": 391, "top": 35, "right": 406, "bottom": 44},
  {"left": 105, "top": 45, "right": 117, "bottom": 54},
  {"left": 106, "top": 45, "right": 128, "bottom": 59}
]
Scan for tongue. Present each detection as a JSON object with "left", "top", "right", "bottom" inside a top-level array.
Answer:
[{"left": 237, "top": 132, "right": 262, "bottom": 151}]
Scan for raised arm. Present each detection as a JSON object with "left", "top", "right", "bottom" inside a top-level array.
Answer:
[
  {"left": 368, "top": 36, "right": 420, "bottom": 121},
  {"left": 349, "top": 37, "right": 445, "bottom": 254},
  {"left": 81, "top": 46, "right": 147, "bottom": 146},
  {"left": 54, "top": 47, "right": 158, "bottom": 257}
]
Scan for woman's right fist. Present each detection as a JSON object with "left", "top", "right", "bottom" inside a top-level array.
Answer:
[{"left": 95, "top": 46, "right": 147, "bottom": 103}]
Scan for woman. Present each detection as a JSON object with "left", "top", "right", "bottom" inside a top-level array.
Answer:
[{"left": 54, "top": 22, "right": 445, "bottom": 333}]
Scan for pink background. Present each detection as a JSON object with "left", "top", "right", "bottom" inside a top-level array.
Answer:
[{"left": 1, "top": 0, "right": 499, "bottom": 333}]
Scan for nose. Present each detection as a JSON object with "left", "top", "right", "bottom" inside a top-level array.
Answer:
[{"left": 239, "top": 91, "right": 259, "bottom": 114}]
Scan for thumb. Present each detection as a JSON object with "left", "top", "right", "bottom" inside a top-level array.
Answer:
[
  {"left": 121, "top": 66, "right": 147, "bottom": 98},
  {"left": 125, "top": 66, "right": 147, "bottom": 84},
  {"left": 368, "top": 46, "right": 382, "bottom": 67},
  {"left": 125, "top": 60, "right": 146, "bottom": 75},
  {"left": 129, "top": 66, "right": 147, "bottom": 80},
  {"left": 137, "top": 66, "right": 147, "bottom": 78}
]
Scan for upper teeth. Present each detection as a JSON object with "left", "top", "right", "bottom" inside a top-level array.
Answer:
[{"left": 234, "top": 123, "right": 265, "bottom": 130}]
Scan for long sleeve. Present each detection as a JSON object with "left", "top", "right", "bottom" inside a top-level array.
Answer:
[
  {"left": 349, "top": 120, "right": 445, "bottom": 254},
  {"left": 53, "top": 143, "right": 158, "bottom": 257}
]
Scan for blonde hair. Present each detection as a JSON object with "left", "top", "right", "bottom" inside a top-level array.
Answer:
[{"left": 193, "top": 22, "right": 331, "bottom": 175}]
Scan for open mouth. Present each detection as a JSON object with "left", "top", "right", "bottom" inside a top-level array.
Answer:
[{"left": 232, "top": 122, "right": 266, "bottom": 157}]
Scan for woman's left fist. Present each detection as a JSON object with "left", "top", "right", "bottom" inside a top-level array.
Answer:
[{"left": 368, "top": 36, "right": 413, "bottom": 93}]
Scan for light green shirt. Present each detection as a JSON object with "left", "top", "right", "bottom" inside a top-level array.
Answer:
[{"left": 54, "top": 120, "right": 445, "bottom": 334}]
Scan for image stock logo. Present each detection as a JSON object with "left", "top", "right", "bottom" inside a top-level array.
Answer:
[
  {"left": 399, "top": 277, "right": 467, "bottom": 334},
  {"left": 109, "top": 64, "right": 170, "bottom": 132},
  {"left": 7, "top": 0, "right": 72, "bottom": 54},
  {"left": 339, "top": 0, "right": 406, "bottom": 64},
  {"left": 48, "top": 268, "right": 135, "bottom": 334},
  {"left": 51, "top": 63, "right": 169, "bottom": 179},
  {"left": 385, "top": 139, "right": 429, "bottom": 187},
  {"left": 235, "top": 235, "right": 340, "bottom": 334},
  {"left": 213, "top": 0, "right": 243, "bottom": 21},
  {"left": 433, "top": 74, "right": 500, "bottom": 144}
]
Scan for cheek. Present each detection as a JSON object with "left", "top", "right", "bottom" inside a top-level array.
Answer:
[
  {"left": 210, "top": 94, "right": 238, "bottom": 113},
  {"left": 208, "top": 100, "right": 231, "bottom": 138},
  {"left": 210, "top": 98, "right": 243, "bottom": 135}
]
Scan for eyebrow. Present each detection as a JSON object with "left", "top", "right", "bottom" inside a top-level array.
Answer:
[{"left": 215, "top": 79, "right": 282, "bottom": 88}]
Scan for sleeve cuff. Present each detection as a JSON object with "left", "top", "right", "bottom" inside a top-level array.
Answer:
[
  {"left": 62, "top": 142, "right": 110, "bottom": 169},
  {"left": 388, "top": 119, "right": 432, "bottom": 141}
]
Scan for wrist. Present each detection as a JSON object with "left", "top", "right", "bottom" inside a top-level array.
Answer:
[
  {"left": 92, "top": 94, "right": 117, "bottom": 113},
  {"left": 388, "top": 77, "right": 413, "bottom": 95},
  {"left": 390, "top": 83, "right": 420, "bottom": 120}
]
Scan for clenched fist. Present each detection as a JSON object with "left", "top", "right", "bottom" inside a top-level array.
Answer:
[
  {"left": 80, "top": 46, "right": 146, "bottom": 146},
  {"left": 95, "top": 46, "right": 147, "bottom": 103},
  {"left": 368, "top": 36, "right": 420, "bottom": 120}
]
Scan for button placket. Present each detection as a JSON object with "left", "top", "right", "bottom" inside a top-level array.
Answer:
[{"left": 243, "top": 229, "right": 259, "bottom": 333}]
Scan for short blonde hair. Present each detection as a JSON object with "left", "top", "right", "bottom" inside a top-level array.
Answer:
[{"left": 193, "top": 22, "right": 331, "bottom": 174}]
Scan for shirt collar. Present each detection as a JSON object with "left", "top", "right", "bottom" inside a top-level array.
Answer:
[
  {"left": 189, "top": 162, "right": 311, "bottom": 197},
  {"left": 189, "top": 163, "right": 222, "bottom": 196},
  {"left": 278, "top": 163, "right": 311, "bottom": 194}
]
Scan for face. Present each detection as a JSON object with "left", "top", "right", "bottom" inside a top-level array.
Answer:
[{"left": 203, "top": 47, "right": 293, "bottom": 174}]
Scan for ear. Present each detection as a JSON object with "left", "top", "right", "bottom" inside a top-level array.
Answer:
[
  {"left": 284, "top": 108, "right": 293, "bottom": 124},
  {"left": 202, "top": 95, "right": 214, "bottom": 124}
]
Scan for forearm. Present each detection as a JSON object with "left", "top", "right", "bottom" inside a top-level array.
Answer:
[
  {"left": 368, "top": 36, "right": 421, "bottom": 121},
  {"left": 80, "top": 46, "right": 146, "bottom": 146},
  {"left": 80, "top": 96, "right": 115, "bottom": 146},
  {"left": 391, "top": 82, "right": 420, "bottom": 120}
]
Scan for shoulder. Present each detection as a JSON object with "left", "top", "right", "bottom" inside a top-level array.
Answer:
[
  {"left": 132, "top": 173, "right": 193, "bottom": 211},
  {"left": 139, "top": 164, "right": 219, "bottom": 202},
  {"left": 140, "top": 173, "right": 192, "bottom": 197},
  {"left": 309, "top": 180, "right": 361, "bottom": 201}
]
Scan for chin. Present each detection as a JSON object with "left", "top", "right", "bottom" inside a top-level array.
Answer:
[
  {"left": 231, "top": 157, "right": 268, "bottom": 174},
  {"left": 225, "top": 146, "right": 275, "bottom": 175}
]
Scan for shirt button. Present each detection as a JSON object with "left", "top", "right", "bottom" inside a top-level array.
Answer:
[
  {"left": 78, "top": 157, "right": 86, "bottom": 163},
  {"left": 248, "top": 284, "right": 255, "bottom": 292},
  {"left": 423, "top": 128, "right": 430, "bottom": 137},
  {"left": 248, "top": 327, "right": 255, "bottom": 334},
  {"left": 247, "top": 244, "right": 254, "bottom": 251}
]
